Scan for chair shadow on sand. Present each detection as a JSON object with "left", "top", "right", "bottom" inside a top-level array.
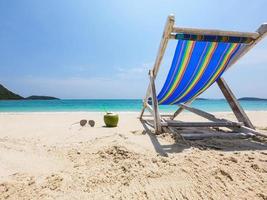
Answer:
[{"left": 140, "top": 119, "right": 267, "bottom": 157}]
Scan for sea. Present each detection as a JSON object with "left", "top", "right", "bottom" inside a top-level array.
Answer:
[{"left": 0, "top": 99, "right": 267, "bottom": 112}]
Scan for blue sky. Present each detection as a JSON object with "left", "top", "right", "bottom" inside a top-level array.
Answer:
[{"left": 0, "top": 0, "right": 267, "bottom": 99}]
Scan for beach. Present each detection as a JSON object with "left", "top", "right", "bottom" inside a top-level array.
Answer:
[{"left": 0, "top": 111, "right": 266, "bottom": 199}]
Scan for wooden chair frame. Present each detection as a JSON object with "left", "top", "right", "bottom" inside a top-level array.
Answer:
[{"left": 140, "top": 15, "right": 267, "bottom": 138}]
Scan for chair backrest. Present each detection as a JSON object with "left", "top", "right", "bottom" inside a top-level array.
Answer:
[{"left": 157, "top": 35, "right": 251, "bottom": 105}]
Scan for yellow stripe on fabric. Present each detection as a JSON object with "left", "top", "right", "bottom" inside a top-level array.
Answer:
[
  {"left": 169, "top": 42, "right": 218, "bottom": 105},
  {"left": 190, "top": 43, "right": 239, "bottom": 100},
  {"left": 159, "top": 41, "right": 195, "bottom": 104}
]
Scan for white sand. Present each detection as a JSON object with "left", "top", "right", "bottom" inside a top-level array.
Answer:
[{"left": 0, "top": 111, "right": 266, "bottom": 199}]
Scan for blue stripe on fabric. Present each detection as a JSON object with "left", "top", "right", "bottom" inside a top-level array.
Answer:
[{"left": 157, "top": 40, "right": 244, "bottom": 105}]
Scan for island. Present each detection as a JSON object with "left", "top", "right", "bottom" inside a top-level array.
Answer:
[
  {"left": 238, "top": 97, "right": 267, "bottom": 101},
  {"left": 0, "top": 84, "right": 23, "bottom": 100},
  {"left": 196, "top": 98, "right": 209, "bottom": 100},
  {"left": 0, "top": 84, "right": 59, "bottom": 100},
  {"left": 25, "top": 95, "right": 59, "bottom": 100}
]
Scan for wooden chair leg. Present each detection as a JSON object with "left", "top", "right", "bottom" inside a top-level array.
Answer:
[
  {"left": 171, "top": 100, "right": 193, "bottom": 120},
  {"left": 139, "top": 106, "right": 146, "bottom": 119},
  {"left": 149, "top": 70, "right": 162, "bottom": 134},
  {"left": 217, "top": 77, "right": 254, "bottom": 129}
]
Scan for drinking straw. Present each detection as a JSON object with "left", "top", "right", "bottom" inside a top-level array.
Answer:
[{"left": 101, "top": 105, "right": 108, "bottom": 113}]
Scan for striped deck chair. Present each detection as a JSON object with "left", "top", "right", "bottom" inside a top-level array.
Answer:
[{"left": 140, "top": 15, "right": 267, "bottom": 138}]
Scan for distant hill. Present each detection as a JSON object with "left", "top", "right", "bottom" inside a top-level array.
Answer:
[
  {"left": 25, "top": 95, "right": 59, "bottom": 100},
  {"left": 0, "top": 84, "right": 59, "bottom": 100},
  {"left": 0, "top": 84, "right": 23, "bottom": 100},
  {"left": 196, "top": 98, "right": 209, "bottom": 100},
  {"left": 238, "top": 97, "right": 267, "bottom": 101}
]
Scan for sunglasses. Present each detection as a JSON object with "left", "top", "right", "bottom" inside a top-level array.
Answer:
[{"left": 80, "top": 119, "right": 95, "bottom": 127}]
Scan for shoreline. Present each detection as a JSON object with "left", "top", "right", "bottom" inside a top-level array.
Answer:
[
  {"left": 1, "top": 99, "right": 267, "bottom": 113},
  {"left": 1, "top": 110, "right": 267, "bottom": 114}
]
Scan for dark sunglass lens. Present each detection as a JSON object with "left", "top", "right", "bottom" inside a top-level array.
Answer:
[
  {"left": 80, "top": 119, "right": 87, "bottom": 126},
  {"left": 88, "top": 120, "right": 95, "bottom": 127}
]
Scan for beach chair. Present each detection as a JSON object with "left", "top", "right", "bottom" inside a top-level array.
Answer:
[{"left": 140, "top": 15, "right": 267, "bottom": 138}]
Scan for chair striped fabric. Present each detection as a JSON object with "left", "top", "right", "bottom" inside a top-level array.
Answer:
[{"left": 157, "top": 35, "right": 248, "bottom": 105}]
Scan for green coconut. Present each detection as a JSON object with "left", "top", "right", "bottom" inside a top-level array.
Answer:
[{"left": 104, "top": 112, "right": 119, "bottom": 127}]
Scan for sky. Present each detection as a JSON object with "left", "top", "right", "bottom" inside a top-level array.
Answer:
[{"left": 0, "top": 0, "right": 267, "bottom": 99}]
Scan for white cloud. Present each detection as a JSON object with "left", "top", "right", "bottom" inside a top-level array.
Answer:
[
  {"left": 5, "top": 75, "right": 148, "bottom": 99},
  {"left": 115, "top": 63, "right": 151, "bottom": 80}
]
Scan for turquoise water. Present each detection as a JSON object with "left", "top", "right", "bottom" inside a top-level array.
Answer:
[{"left": 0, "top": 99, "right": 267, "bottom": 112}]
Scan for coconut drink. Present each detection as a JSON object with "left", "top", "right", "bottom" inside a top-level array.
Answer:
[{"left": 104, "top": 112, "right": 119, "bottom": 127}]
